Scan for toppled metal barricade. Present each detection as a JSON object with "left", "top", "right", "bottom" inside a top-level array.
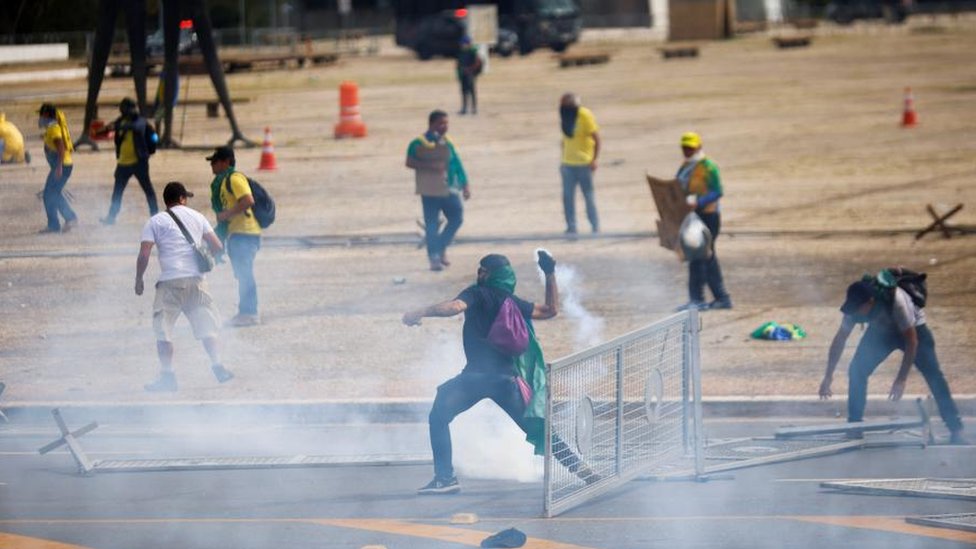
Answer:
[{"left": 37, "top": 408, "right": 430, "bottom": 476}]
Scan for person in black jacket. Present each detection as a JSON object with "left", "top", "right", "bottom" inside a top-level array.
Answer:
[{"left": 99, "top": 98, "right": 159, "bottom": 225}]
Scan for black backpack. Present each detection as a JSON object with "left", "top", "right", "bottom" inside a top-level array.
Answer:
[
  {"left": 225, "top": 175, "right": 276, "bottom": 229},
  {"left": 866, "top": 267, "right": 928, "bottom": 308}
]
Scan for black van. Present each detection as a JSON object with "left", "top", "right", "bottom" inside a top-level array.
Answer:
[{"left": 394, "top": 0, "right": 582, "bottom": 60}]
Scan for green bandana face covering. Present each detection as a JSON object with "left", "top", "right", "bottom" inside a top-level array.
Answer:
[{"left": 481, "top": 265, "right": 516, "bottom": 294}]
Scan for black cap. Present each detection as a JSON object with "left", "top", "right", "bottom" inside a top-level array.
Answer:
[
  {"left": 206, "top": 146, "right": 235, "bottom": 163},
  {"left": 37, "top": 103, "right": 56, "bottom": 116},
  {"left": 162, "top": 182, "right": 194, "bottom": 205},
  {"left": 840, "top": 280, "right": 875, "bottom": 315},
  {"left": 479, "top": 254, "right": 511, "bottom": 274}
]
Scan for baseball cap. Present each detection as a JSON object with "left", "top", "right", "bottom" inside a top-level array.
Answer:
[
  {"left": 206, "top": 146, "right": 235, "bottom": 163},
  {"left": 840, "top": 280, "right": 874, "bottom": 315},
  {"left": 680, "top": 132, "right": 702, "bottom": 149},
  {"left": 162, "top": 182, "right": 194, "bottom": 204},
  {"left": 37, "top": 103, "right": 57, "bottom": 116}
]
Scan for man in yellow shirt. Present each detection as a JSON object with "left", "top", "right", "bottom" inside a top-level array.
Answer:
[
  {"left": 559, "top": 93, "right": 600, "bottom": 235},
  {"left": 37, "top": 103, "right": 78, "bottom": 234},
  {"left": 207, "top": 146, "right": 262, "bottom": 327},
  {"left": 100, "top": 98, "right": 159, "bottom": 225}
]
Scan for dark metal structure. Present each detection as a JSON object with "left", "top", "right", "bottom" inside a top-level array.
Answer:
[{"left": 75, "top": 0, "right": 252, "bottom": 150}]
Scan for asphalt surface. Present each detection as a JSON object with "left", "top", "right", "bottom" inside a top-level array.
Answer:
[{"left": 1, "top": 414, "right": 974, "bottom": 549}]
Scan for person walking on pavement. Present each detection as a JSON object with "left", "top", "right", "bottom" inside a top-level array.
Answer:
[
  {"left": 137, "top": 182, "right": 234, "bottom": 392},
  {"left": 403, "top": 251, "right": 598, "bottom": 495},
  {"left": 559, "top": 93, "right": 600, "bottom": 235},
  {"left": 99, "top": 98, "right": 160, "bottom": 225},
  {"left": 208, "top": 146, "right": 262, "bottom": 327},
  {"left": 405, "top": 110, "right": 470, "bottom": 271},
  {"left": 37, "top": 103, "right": 78, "bottom": 234},
  {"left": 819, "top": 276, "right": 966, "bottom": 444},
  {"left": 675, "top": 132, "right": 732, "bottom": 311},
  {"left": 456, "top": 35, "right": 482, "bottom": 115}
]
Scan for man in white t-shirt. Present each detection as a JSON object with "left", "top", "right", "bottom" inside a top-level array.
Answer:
[
  {"left": 136, "top": 182, "right": 233, "bottom": 392},
  {"left": 819, "top": 277, "right": 965, "bottom": 444}
]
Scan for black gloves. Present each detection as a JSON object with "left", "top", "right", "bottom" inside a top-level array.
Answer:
[{"left": 537, "top": 250, "right": 556, "bottom": 275}]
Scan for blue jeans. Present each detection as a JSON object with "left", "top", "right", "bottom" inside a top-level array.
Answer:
[
  {"left": 560, "top": 164, "right": 599, "bottom": 232},
  {"left": 428, "top": 371, "right": 582, "bottom": 481},
  {"left": 421, "top": 193, "right": 463, "bottom": 260},
  {"left": 106, "top": 159, "right": 158, "bottom": 221},
  {"left": 43, "top": 162, "right": 77, "bottom": 231},
  {"left": 688, "top": 211, "right": 729, "bottom": 303},
  {"left": 227, "top": 234, "right": 260, "bottom": 315},
  {"left": 847, "top": 323, "right": 962, "bottom": 432}
]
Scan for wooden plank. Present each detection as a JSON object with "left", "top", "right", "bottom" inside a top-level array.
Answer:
[
  {"left": 772, "top": 36, "right": 812, "bottom": 49},
  {"left": 558, "top": 53, "right": 610, "bottom": 68},
  {"left": 916, "top": 203, "right": 964, "bottom": 240},
  {"left": 51, "top": 97, "right": 251, "bottom": 109},
  {"left": 660, "top": 46, "right": 699, "bottom": 59}
]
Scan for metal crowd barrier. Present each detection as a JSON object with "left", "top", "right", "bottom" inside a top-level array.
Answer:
[{"left": 544, "top": 309, "right": 704, "bottom": 517}]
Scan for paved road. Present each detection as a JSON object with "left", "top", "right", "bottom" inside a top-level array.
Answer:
[{"left": 1, "top": 417, "right": 974, "bottom": 548}]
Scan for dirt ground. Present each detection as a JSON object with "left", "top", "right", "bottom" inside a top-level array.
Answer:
[{"left": 0, "top": 19, "right": 974, "bottom": 404}]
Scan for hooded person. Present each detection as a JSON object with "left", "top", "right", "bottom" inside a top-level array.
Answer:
[{"left": 403, "top": 251, "right": 598, "bottom": 495}]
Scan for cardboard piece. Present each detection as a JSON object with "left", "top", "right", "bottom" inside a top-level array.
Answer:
[{"left": 646, "top": 174, "right": 689, "bottom": 259}]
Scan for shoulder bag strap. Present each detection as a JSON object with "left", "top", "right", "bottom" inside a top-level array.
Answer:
[{"left": 166, "top": 209, "right": 198, "bottom": 246}]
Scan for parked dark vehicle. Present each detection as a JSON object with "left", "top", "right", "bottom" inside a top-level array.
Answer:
[
  {"left": 146, "top": 26, "right": 199, "bottom": 58},
  {"left": 393, "top": 0, "right": 581, "bottom": 60}
]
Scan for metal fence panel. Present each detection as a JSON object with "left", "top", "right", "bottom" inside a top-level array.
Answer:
[{"left": 544, "top": 310, "right": 703, "bottom": 517}]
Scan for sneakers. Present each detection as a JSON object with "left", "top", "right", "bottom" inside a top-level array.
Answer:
[
  {"left": 226, "top": 314, "right": 260, "bottom": 327},
  {"left": 675, "top": 300, "right": 706, "bottom": 312},
  {"left": 37, "top": 227, "right": 60, "bottom": 234},
  {"left": 949, "top": 430, "right": 969, "bottom": 445},
  {"left": 144, "top": 372, "right": 177, "bottom": 392},
  {"left": 211, "top": 364, "right": 235, "bottom": 384},
  {"left": 429, "top": 256, "right": 444, "bottom": 272},
  {"left": 98, "top": 217, "right": 115, "bottom": 226},
  {"left": 417, "top": 476, "right": 460, "bottom": 495},
  {"left": 708, "top": 297, "right": 733, "bottom": 310},
  {"left": 62, "top": 219, "right": 78, "bottom": 233},
  {"left": 439, "top": 253, "right": 451, "bottom": 267}
]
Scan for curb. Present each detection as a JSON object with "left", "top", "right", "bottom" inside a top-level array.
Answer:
[{"left": 2, "top": 396, "right": 973, "bottom": 426}]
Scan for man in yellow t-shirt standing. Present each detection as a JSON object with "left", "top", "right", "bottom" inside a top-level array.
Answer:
[
  {"left": 100, "top": 98, "right": 159, "bottom": 225},
  {"left": 37, "top": 103, "right": 78, "bottom": 234},
  {"left": 207, "top": 146, "right": 261, "bottom": 327},
  {"left": 559, "top": 93, "right": 601, "bottom": 235}
]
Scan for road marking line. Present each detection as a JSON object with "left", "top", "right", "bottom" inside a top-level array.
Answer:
[
  {"left": 0, "top": 531, "right": 95, "bottom": 549},
  {"left": 790, "top": 516, "right": 976, "bottom": 543},
  {"left": 310, "top": 519, "right": 596, "bottom": 549}
]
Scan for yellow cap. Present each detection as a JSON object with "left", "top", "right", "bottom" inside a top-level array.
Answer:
[{"left": 680, "top": 132, "right": 702, "bottom": 149}]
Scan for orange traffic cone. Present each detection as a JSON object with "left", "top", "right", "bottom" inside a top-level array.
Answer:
[
  {"left": 257, "top": 126, "right": 277, "bottom": 171},
  {"left": 334, "top": 81, "right": 367, "bottom": 138},
  {"left": 901, "top": 87, "right": 918, "bottom": 127}
]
